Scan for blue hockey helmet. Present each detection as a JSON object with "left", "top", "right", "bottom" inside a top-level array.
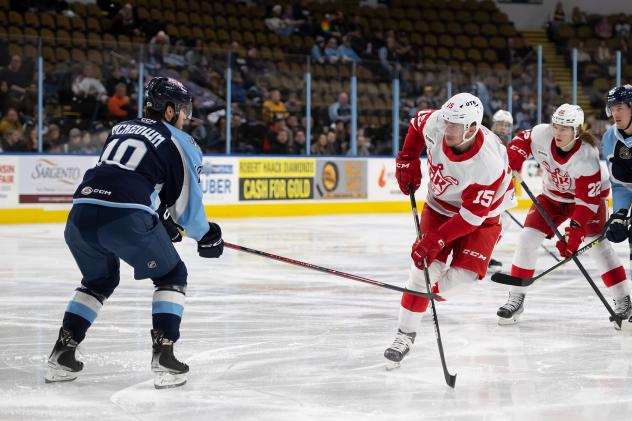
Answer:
[
  {"left": 143, "top": 77, "right": 192, "bottom": 123},
  {"left": 606, "top": 85, "right": 632, "bottom": 117}
]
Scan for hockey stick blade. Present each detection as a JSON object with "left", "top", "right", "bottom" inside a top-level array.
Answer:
[
  {"left": 490, "top": 234, "right": 607, "bottom": 287},
  {"left": 490, "top": 272, "right": 534, "bottom": 287}
]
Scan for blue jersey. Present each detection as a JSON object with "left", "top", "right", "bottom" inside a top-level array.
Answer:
[
  {"left": 602, "top": 125, "right": 632, "bottom": 191},
  {"left": 73, "top": 117, "right": 209, "bottom": 241}
]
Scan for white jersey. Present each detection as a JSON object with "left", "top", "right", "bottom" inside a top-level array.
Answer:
[
  {"left": 508, "top": 124, "right": 608, "bottom": 215},
  {"left": 408, "top": 109, "right": 515, "bottom": 227}
]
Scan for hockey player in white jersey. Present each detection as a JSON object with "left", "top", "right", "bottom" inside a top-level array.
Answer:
[
  {"left": 488, "top": 109, "right": 516, "bottom": 273},
  {"left": 497, "top": 104, "right": 631, "bottom": 327},
  {"left": 384, "top": 93, "right": 515, "bottom": 367}
]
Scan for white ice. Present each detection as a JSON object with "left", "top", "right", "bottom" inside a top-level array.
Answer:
[{"left": 2, "top": 212, "right": 632, "bottom": 421}]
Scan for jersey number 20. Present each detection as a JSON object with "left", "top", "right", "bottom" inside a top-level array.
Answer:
[{"left": 99, "top": 138, "right": 148, "bottom": 171}]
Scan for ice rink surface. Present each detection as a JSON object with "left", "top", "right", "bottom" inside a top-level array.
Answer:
[{"left": 2, "top": 211, "right": 632, "bottom": 421}]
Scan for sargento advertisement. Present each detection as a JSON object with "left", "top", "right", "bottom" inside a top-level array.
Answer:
[{"left": 238, "top": 158, "right": 315, "bottom": 201}]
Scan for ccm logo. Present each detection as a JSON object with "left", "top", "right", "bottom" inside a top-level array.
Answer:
[
  {"left": 463, "top": 249, "right": 487, "bottom": 260},
  {"left": 396, "top": 162, "right": 411, "bottom": 168}
]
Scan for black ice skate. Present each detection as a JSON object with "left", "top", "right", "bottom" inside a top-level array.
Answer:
[
  {"left": 45, "top": 327, "right": 83, "bottom": 383},
  {"left": 487, "top": 258, "right": 503, "bottom": 274},
  {"left": 497, "top": 292, "right": 525, "bottom": 325},
  {"left": 611, "top": 295, "right": 631, "bottom": 331},
  {"left": 384, "top": 329, "right": 416, "bottom": 370},
  {"left": 151, "top": 329, "right": 189, "bottom": 389}
]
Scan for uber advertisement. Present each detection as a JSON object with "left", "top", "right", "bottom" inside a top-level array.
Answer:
[
  {"left": 239, "top": 158, "right": 315, "bottom": 201},
  {"left": 200, "top": 157, "right": 238, "bottom": 203},
  {"left": 315, "top": 159, "right": 367, "bottom": 199}
]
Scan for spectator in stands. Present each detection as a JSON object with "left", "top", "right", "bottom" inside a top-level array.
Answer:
[
  {"left": 111, "top": 3, "right": 138, "bottom": 37},
  {"left": 595, "top": 40, "right": 612, "bottom": 71},
  {"left": 163, "top": 40, "right": 187, "bottom": 69},
  {"left": 262, "top": 89, "right": 289, "bottom": 123},
  {"left": 44, "top": 124, "right": 62, "bottom": 152},
  {"left": 185, "top": 39, "right": 209, "bottom": 68},
  {"left": 147, "top": 31, "right": 170, "bottom": 70},
  {"left": 595, "top": 16, "right": 613, "bottom": 39},
  {"left": 328, "top": 92, "right": 351, "bottom": 124},
  {"left": 281, "top": 5, "right": 305, "bottom": 35},
  {"left": 614, "top": 14, "right": 631, "bottom": 41},
  {"left": 65, "top": 128, "right": 84, "bottom": 154},
  {"left": 107, "top": 83, "right": 133, "bottom": 122},
  {"left": 80, "top": 130, "right": 99, "bottom": 154},
  {"left": 1, "top": 128, "right": 28, "bottom": 152},
  {"left": 290, "top": 129, "right": 306, "bottom": 155},
  {"left": 351, "top": 127, "right": 372, "bottom": 156},
  {"left": 268, "top": 128, "right": 291, "bottom": 154},
  {"left": 379, "top": 37, "right": 402, "bottom": 78},
  {"left": 0, "top": 54, "right": 32, "bottom": 103},
  {"left": 265, "top": 5, "right": 290, "bottom": 36},
  {"left": 319, "top": 13, "right": 334, "bottom": 38},
  {"left": 326, "top": 129, "right": 340, "bottom": 154},
  {"left": 72, "top": 63, "right": 107, "bottom": 103},
  {"left": 576, "top": 41, "right": 591, "bottom": 63},
  {"left": 552, "top": 2, "right": 565, "bottom": 22},
  {"left": 286, "top": 114, "right": 301, "bottom": 136},
  {"left": 570, "top": 7, "right": 587, "bottom": 26},
  {"left": 292, "top": 0, "right": 312, "bottom": 35},
  {"left": 312, "top": 132, "right": 334, "bottom": 155},
  {"left": 246, "top": 47, "right": 267, "bottom": 75},
  {"left": 338, "top": 36, "right": 361, "bottom": 63},
  {"left": 324, "top": 37, "right": 341, "bottom": 63},
  {"left": 263, "top": 116, "right": 286, "bottom": 153},
  {"left": 105, "top": 66, "right": 131, "bottom": 97},
  {"left": 0, "top": 107, "right": 22, "bottom": 139},
  {"left": 311, "top": 36, "right": 326, "bottom": 64},
  {"left": 285, "top": 93, "right": 302, "bottom": 115}
]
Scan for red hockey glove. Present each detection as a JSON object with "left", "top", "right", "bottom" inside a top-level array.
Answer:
[
  {"left": 411, "top": 231, "right": 445, "bottom": 269},
  {"left": 395, "top": 151, "right": 421, "bottom": 195},
  {"left": 555, "top": 221, "right": 584, "bottom": 258}
]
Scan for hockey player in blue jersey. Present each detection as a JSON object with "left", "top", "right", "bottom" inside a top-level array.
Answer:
[
  {"left": 45, "top": 77, "right": 224, "bottom": 389},
  {"left": 602, "top": 85, "right": 632, "bottom": 322}
]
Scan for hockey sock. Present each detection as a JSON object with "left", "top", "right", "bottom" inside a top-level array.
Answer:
[
  {"left": 152, "top": 287, "right": 185, "bottom": 342},
  {"left": 62, "top": 287, "right": 104, "bottom": 343}
]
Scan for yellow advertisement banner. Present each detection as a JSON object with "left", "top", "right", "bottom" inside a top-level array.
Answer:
[{"left": 239, "top": 159, "right": 315, "bottom": 178}]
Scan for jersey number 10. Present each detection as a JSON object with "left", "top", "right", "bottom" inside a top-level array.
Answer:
[{"left": 99, "top": 138, "right": 148, "bottom": 171}]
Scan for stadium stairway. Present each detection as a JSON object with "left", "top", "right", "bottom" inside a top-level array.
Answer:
[{"left": 521, "top": 29, "right": 597, "bottom": 117}]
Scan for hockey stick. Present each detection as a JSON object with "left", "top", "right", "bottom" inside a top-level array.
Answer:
[
  {"left": 224, "top": 242, "right": 441, "bottom": 300},
  {"left": 408, "top": 187, "right": 457, "bottom": 388},
  {"left": 491, "top": 234, "right": 606, "bottom": 287},
  {"left": 514, "top": 172, "right": 622, "bottom": 327},
  {"left": 504, "top": 210, "right": 561, "bottom": 262}
]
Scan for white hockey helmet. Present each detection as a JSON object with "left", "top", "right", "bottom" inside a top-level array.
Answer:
[
  {"left": 492, "top": 109, "right": 513, "bottom": 125},
  {"left": 551, "top": 103, "right": 584, "bottom": 129},
  {"left": 440, "top": 93, "right": 484, "bottom": 132}
]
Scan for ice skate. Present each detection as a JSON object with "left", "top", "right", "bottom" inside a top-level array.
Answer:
[
  {"left": 611, "top": 295, "right": 631, "bottom": 331},
  {"left": 497, "top": 292, "right": 525, "bottom": 325},
  {"left": 45, "top": 327, "right": 83, "bottom": 383},
  {"left": 151, "top": 329, "right": 189, "bottom": 389},
  {"left": 487, "top": 258, "right": 503, "bottom": 274},
  {"left": 384, "top": 330, "right": 416, "bottom": 370}
]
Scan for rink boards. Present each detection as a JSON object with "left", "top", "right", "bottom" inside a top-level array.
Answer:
[{"left": 0, "top": 154, "right": 553, "bottom": 223}]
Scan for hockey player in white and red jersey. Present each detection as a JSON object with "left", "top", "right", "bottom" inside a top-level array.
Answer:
[
  {"left": 384, "top": 93, "right": 515, "bottom": 368},
  {"left": 496, "top": 104, "right": 631, "bottom": 327}
]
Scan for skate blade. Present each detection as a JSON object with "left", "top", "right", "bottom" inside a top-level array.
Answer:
[
  {"left": 614, "top": 318, "right": 632, "bottom": 332},
  {"left": 154, "top": 372, "right": 187, "bottom": 389},
  {"left": 45, "top": 367, "right": 78, "bottom": 383},
  {"left": 497, "top": 314, "right": 521, "bottom": 326},
  {"left": 487, "top": 266, "right": 502, "bottom": 274},
  {"left": 384, "top": 360, "right": 401, "bottom": 371}
]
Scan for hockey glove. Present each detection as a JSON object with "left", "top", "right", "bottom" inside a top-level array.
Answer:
[
  {"left": 605, "top": 208, "right": 630, "bottom": 243},
  {"left": 158, "top": 205, "right": 183, "bottom": 243},
  {"left": 198, "top": 222, "right": 224, "bottom": 258},
  {"left": 411, "top": 231, "right": 445, "bottom": 269},
  {"left": 395, "top": 151, "right": 422, "bottom": 195},
  {"left": 555, "top": 221, "right": 584, "bottom": 258}
]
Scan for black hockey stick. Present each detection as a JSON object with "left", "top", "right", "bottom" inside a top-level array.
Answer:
[
  {"left": 408, "top": 187, "right": 457, "bottom": 388},
  {"left": 224, "top": 242, "right": 441, "bottom": 300},
  {"left": 504, "top": 210, "right": 561, "bottom": 262},
  {"left": 514, "top": 172, "right": 621, "bottom": 327},
  {"left": 491, "top": 234, "right": 606, "bottom": 286}
]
